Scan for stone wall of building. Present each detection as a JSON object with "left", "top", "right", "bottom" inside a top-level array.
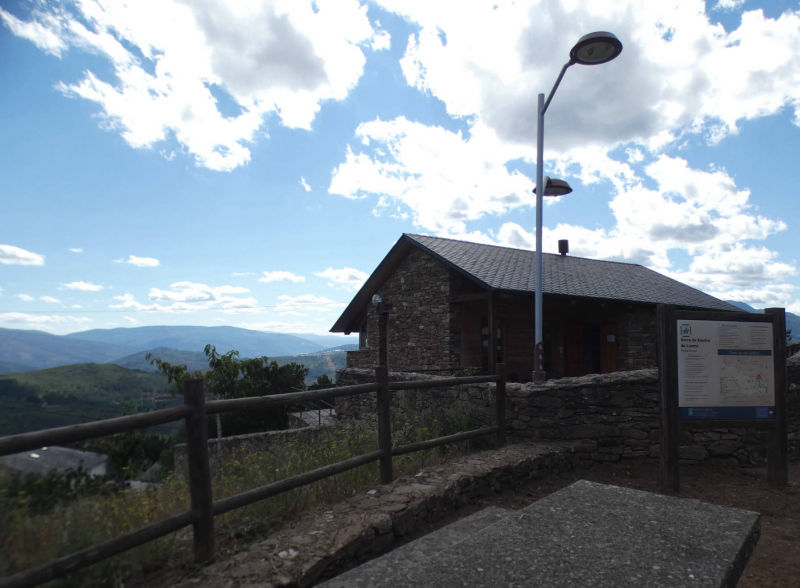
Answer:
[
  {"left": 617, "top": 305, "right": 659, "bottom": 371},
  {"left": 350, "top": 249, "right": 454, "bottom": 373}
]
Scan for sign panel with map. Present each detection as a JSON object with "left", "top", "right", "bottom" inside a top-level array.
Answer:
[{"left": 677, "top": 319, "right": 775, "bottom": 420}]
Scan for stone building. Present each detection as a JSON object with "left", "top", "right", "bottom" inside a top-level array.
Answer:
[{"left": 331, "top": 234, "right": 739, "bottom": 381}]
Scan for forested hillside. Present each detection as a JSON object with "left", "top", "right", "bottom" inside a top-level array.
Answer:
[{"left": 0, "top": 364, "right": 175, "bottom": 436}]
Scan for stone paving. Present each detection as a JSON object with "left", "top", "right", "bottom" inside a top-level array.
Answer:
[{"left": 175, "top": 440, "right": 577, "bottom": 588}]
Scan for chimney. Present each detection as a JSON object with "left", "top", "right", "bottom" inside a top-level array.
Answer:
[{"left": 558, "top": 239, "right": 569, "bottom": 256}]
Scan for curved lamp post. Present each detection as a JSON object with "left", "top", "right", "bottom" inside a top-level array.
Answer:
[{"left": 533, "top": 31, "right": 622, "bottom": 383}]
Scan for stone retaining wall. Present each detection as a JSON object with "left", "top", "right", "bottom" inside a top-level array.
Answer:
[
  {"left": 175, "top": 441, "right": 578, "bottom": 587},
  {"left": 335, "top": 368, "right": 497, "bottom": 428},
  {"left": 507, "top": 368, "right": 800, "bottom": 465},
  {"left": 338, "top": 357, "right": 800, "bottom": 466},
  {"left": 173, "top": 424, "right": 328, "bottom": 475}
]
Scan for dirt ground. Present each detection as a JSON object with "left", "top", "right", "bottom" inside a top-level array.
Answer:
[{"left": 464, "top": 459, "right": 800, "bottom": 588}]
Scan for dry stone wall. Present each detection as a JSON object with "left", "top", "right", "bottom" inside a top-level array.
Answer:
[{"left": 339, "top": 358, "right": 800, "bottom": 466}]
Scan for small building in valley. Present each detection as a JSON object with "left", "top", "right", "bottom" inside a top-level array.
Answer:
[
  {"left": 331, "top": 234, "right": 740, "bottom": 381},
  {"left": 1, "top": 446, "right": 108, "bottom": 478}
]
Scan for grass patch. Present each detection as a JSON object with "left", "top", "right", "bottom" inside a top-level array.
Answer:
[{"left": 1, "top": 398, "right": 491, "bottom": 586}]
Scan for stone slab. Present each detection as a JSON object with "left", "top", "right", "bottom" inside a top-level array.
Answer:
[{"left": 322, "top": 480, "right": 761, "bottom": 587}]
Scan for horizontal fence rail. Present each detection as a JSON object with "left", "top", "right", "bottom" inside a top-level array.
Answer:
[
  {"left": 205, "top": 382, "right": 380, "bottom": 415},
  {"left": 0, "top": 405, "right": 193, "bottom": 456},
  {"left": 0, "top": 510, "right": 198, "bottom": 588},
  {"left": 0, "top": 364, "right": 506, "bottom": 588}
]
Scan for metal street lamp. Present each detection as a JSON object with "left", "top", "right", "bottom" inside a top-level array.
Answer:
[{"left": 533, "top": 31, "right": 622, "bottom": 383}]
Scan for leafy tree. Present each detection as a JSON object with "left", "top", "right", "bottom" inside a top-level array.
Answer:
[
  {"left": 308, "top": 374, "right": 334, "bottom": 390},
  {"left": 148, "top": 345, "right": 308, "bottom": 437}
]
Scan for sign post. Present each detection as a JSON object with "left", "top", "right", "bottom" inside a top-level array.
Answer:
[{"left": 659, "top": 305, "right": 788, "bottom": 491}]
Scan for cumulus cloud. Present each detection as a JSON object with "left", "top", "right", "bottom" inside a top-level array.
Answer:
[
  {"left": 1, "top": 0, "right": 383, "bottom": 171},
  {"left": 275, "top": 294, "right": 345, "bottom": 315},
  {"left": 0, "top": 244, "right": 45, "bottom": 266},
  {"left": 17, "top": 294, "right": 34, "bottom": 302},
  {"left": 260, "top": 270, "right": 305, "bottom": 283},
  {"left": 111, "top": 281, "right": 257, "bottom": 313},
  {"left": 300, "top": 177, "right": 311, "bottom": 192},
  {"left": 127, "top": 255, "right": 160, "bottom": 267},
  {"left": 0, "top": 312, "right": 91, "bottom": 329},
  {"left": 327, "top": 2, "right": 800, "bottom": 310},
  {"left": 63, "top": 281, "right": 104, "bottom": 292},
  {"left": 330, "top": 117, "right": 533, "bottom": 235},
  {"left": 69, "top": 247, "right": 83, "bottom": 253},
  {"left": 40, "top": 296, "right": 60, "bottom": 304},
  {"left": 380, "top": 1, "right": 800, "bottom": 150},
  {"left": 714, "top": 0, "right": 746, "bottom": 12},
  {"left": 314, "top": 267, "right": 369, "bottom": 291}
]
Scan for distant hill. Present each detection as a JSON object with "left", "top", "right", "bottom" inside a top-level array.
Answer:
[
  {"left": 111, "top": 347, "right": 210, "bottom": 374},
  {"left": 0, "top": 363, "right": 175, "bottom": 436},
  {"left": 0, "top": 326, "right": 357, "bottom": 374},
  {"left": 66, "top": 326, "right": 327, "bottom": 357},
  {"left": 287, "top": 333, "right": 359, "bottom": 349},
  {"left": 726, "top": 301, "right": 800, "bottom": 342},
  {"left": 0, "top": 328, "right": 136, "bottom": 373},
  {"left": 0, "top": 347, "right": 351, "bottom": 434},
  {"left": 112, "top": 346, "right": 353, "bottom": 383}
]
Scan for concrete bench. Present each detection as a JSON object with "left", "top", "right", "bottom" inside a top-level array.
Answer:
[{"left": 321, "top": 480, "right": 760, "bottom": 587}]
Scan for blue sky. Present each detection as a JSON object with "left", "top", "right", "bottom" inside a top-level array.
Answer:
[{"left": 1, "top": 0, "right": 799, "bottom": 337}]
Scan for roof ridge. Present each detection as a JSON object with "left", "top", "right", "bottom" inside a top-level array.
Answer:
[{"left": 404, "top": 233, "right": 647, "bottom": 269}]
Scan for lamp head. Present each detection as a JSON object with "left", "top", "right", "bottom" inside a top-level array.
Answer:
[
  {"left": 533, "top": 177, "right": 573, "bottom": 197},
  {"left": 569, "top": 31, "right": 622, "bottom": 65}
]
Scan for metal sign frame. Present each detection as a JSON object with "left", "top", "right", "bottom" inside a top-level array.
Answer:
[{"left": 658, "top": 305, "right": 788, "bottom": 491}]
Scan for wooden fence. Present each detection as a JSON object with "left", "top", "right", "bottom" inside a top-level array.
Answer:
[{"left": 0, "top": 365, "right": 507, "bottom": 588}]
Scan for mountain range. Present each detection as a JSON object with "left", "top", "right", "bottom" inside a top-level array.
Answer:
[
  {"left": 1, "top": 302, "right": 796, "bottom": 375},
  {"left": 724, "top": 302, "right": 800, "bottom": 339},
  {"left": 0, "top": 326, "right": 357, "bottom": 374}
]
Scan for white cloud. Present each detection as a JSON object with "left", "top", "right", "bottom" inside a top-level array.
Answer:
[
  {"left": 0, "top": 244, "right": 45, "bottom": 266},
  {"left": 260, "top": 270, "right": 305, "bottom": 283},
  {"left": 314, "top": 267, "right": 369, "bottom": 291},
  {"left": 275, "top": 294, "right": 345, "bottom": 315},
  {"left": 0, "top": 6, "right": 67, "bottom": 56},
  {"left": 714, "top": 0, "right": 746, "bottom": 12},
  {"left": 111, "top": 281, "right": 257, "bottom": 313},
  {"left": 2, "top": 0, "right": 383, "bottom": 171},
  {"left": 69, "top": 247, "right": 83, "bottom": 253},
  {"left": 0, "top": 312, "right": 91, "bottom": 329},
  {"left": 329, "top": 1, "right": 799, "bottom": 307},
  {"left": 371, "top": 28, "right": 391, "bottom": 51},
  {"left": 380, "top": 1, "right": 800, "bottom": 150},
  {"left": 40, "top": 296, "right": 60, "bottom": 304},
  {"left": 329, "top": 117, "right": 533, "bottom": 235},
  {"left": 127, "top": 255, "right": 160, "bottom": 267},
  {"left": 300, "top": 177, "right": 311, "bottom": 192},
  {"left": 17, "top": 294, "right": 34, "bottom": 302},
  {"left": 63, "top": 281, "right": 104, "bottom": 292}
]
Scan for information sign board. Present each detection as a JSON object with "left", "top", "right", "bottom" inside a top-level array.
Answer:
[{"left": 677, "top": 319, "right": 775, "bottom": 420}]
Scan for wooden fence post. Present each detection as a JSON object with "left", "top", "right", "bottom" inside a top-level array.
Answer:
[
  {"left": 766, "top": 307, "right": 788, "bottom": 488},
  {"left": 183, "top": 378, "right": 214, "bottom": 562},
  {"left": 376, "top": 303, "right": 393, "bottom": 484},
  {"left": 495, "top": 363, "right": 506, "bottom": 447},
  {"left": 376, "top": 366, "right": 393, "bottom": 484}
]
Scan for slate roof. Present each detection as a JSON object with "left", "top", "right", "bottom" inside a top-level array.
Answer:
[
  {"left": 331, "top": 233, "right": 739, "bottom": 333},
  {"left": 1, "top": 446, "right": 107, "bottom": 477}
]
